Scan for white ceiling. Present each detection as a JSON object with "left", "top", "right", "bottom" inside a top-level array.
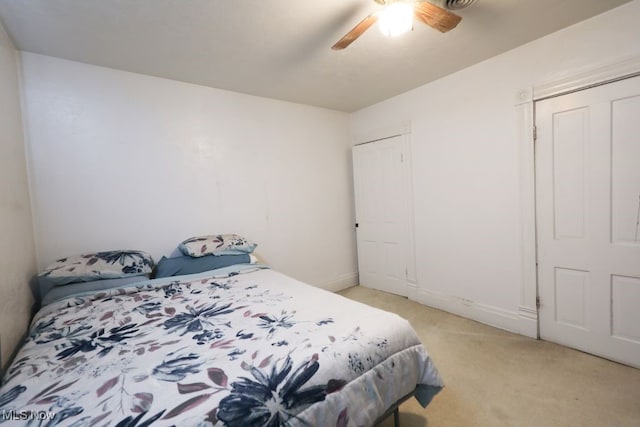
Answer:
[{"left": 0, "top": 0, "right": 632, "bottom": 112}]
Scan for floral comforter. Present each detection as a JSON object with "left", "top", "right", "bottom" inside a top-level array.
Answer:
[{"left": 0, "top": 267, "right": 443, "bottom": 426}]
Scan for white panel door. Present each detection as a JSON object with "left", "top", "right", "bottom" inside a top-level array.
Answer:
[
  {"left": 352, "top": 136, "right": 407, "bottom": 296},
  {"left": 536, "top": 75, "right": 640, "bottom": 368}
]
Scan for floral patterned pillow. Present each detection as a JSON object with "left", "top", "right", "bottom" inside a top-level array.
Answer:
[
  {"left": 39, "top": 250, "right": 154, "bottom": 285},
  {"left": 178, "top": 234, "right": 257, "bottom": 257}
]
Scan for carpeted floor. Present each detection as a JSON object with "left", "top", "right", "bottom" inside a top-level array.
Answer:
[{"left": 338, "top": 286, "right": 640, "bottom": 427}]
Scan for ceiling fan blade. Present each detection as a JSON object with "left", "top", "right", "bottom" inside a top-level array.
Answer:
[
  {"left": 414, "top": 1, "right": 461, "bottom": 33},
  {"left": 332, "top": 13, "right": 379, "bottom": 50}
]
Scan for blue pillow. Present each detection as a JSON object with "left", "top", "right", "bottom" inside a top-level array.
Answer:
[{"left": 154, "top": 254, "right": 251, "bottom": 278}]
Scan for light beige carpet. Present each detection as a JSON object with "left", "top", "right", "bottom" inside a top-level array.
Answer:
[{"left": 338, "top": 286, "right": 640, "bottom": 427}]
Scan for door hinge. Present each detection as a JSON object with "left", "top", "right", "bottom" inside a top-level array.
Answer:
[
  {"left": 400, "top": 153, "right": 404, "bottom": 163},
  {"left": 536, "top": 296, "right": 541, "bottom": 309},
  {"left": 533, "top": 126, "right": 538, "bottom": 142}
]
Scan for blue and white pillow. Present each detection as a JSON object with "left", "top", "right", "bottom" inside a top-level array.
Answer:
[
  {"left": 39, "top": 250, "right": 154, "bottom": 285},
  {"left": 178, "top": 234, "right": 257, "bottom": 257}
]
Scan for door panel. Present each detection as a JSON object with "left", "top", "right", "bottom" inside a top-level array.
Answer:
[
  {"left": 352, "top": 136, "right": 407, "bottom": 296},
  {"left": 536, "top": 75, "right": 640, "bottom": 368},
  {"left": 553, "top": 267, "right": 589, "bottom": 330},
  {"left": 552, "top": 107, "right": 588, "bottom": 240},
  {"left": 612, "top": 95, "right": 640, "bottom": 245},
  {"left": 611, "top": 275, "right": 640, "bottom": 344}
]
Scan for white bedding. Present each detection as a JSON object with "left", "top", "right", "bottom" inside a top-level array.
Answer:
[{"left": 0, "top": 267, "right": 443, "bottom": 426}]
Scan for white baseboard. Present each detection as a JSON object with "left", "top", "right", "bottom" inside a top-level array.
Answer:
[
  {"left": 317, "top": 272, "right": 359, "bottom": 293},
  {"left": 407, "top": 282, "right": 418, "bottom": 301},
  {"left": 333, "top": 278, "right": 539, "bottom": 339},
  {"left": 413, "top": 287, "right": 530, "bottom": 336},
  {"left": 518, "top": 306, "right": 538, "bottom": 338}
]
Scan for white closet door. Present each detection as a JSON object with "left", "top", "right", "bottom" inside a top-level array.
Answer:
[
  {"left": 536, "top": 75, "right": 640, "bottom": 368},
  {"left": 352, "top": 136, "right": 407, "bottom": 296}
]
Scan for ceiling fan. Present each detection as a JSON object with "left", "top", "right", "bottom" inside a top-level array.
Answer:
[{"left": 331, "top": 0, "right": 464, "bottom": 50}]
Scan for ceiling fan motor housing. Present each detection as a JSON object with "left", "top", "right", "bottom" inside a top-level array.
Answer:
[
  {"left": 428, "top": 0, "right": 477, "bottom": 10},
  {"left": 375, "top": 0, "right": 476, "bottom": 9}
]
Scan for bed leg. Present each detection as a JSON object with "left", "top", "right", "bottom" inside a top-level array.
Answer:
[{"left": 394, "top": 408, "right": 400, "bottom": 427}]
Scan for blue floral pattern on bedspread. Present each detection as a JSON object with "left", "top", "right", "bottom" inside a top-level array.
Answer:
[{"left": 0, "top": 269, "right": 443, "bottom": 426}]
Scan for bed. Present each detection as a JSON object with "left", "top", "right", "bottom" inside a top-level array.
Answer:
[{"left": 1, "top": 263, "right": 443, "bottom": 426}]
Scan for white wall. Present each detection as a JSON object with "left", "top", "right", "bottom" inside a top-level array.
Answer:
[
  {"left": 20, "top": 53, "right": 357, "bottom": 291},
  {"left": 351, "top": 0, "right": 640, "bottom": 335},
  {"left": 0, "top": 21, "right": 37, "bottom": 371}
]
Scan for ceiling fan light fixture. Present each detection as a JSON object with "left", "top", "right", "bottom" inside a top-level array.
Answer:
[{"left": 378, "top": 2, "right": 413, "bottom": 37}]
